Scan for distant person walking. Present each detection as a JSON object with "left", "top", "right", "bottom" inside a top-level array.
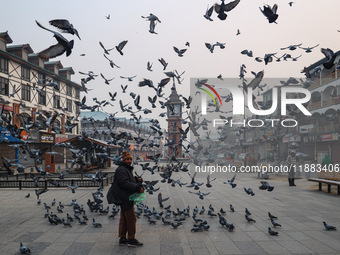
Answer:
[
  {"left": 322, "top": 153, "right": 333, "bottom": 167},
  {"left": 286, "top": 150, "right": 297, "bottom": 186},
  {"left": 111, "top": 151, "right": 144, "bottom": 247}
]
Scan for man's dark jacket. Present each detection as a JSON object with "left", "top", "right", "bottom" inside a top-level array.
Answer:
[{"left": 111, "top": 162, "right": 142, "bottom": 210}]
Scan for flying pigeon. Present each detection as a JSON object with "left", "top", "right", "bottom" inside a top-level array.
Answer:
[
  {"left": 49, "top": 19, "right": 80, "bottom": 39},
  {"left": 173, "top": 46, "right": 187, "bottom": 57},
  {"left": 214, "top": 0, "right": 241, "bottom": 21},
  {"left": 203, "top": 5, "right": 214, "bottom": 21},
  {"left": 260, "top": 4, "right": 278, "bottom": 23},
  {"left": 158, "top": 58, "right": 168, "bottom": 70},
  {"left": 99, "top": 41, "right": 114, "bottom": 55},
  {"left": 244, "top": 187, "right": 255, "bottom": 196},
  {"left": 36, "top": 20, "right": 74, "bottom": 59},
  {"left": 115, "top": 40, "right": 128, "bottom": 55},
  {"left": 298, "top": 44, "right": 319, "bottom": 53}
]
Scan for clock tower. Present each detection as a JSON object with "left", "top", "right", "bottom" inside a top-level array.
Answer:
[{"left": 166, "top": 86, "right": 183, "bottom": 159}]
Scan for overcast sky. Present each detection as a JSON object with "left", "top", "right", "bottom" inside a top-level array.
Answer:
[{"left": 2, "top": 0, "right": 340, "bottom": 128}]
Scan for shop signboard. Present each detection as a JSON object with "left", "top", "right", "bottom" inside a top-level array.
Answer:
[
  {"left": 0, "top": 104, "right": 13, "bottom": 112},
  {"left": 25, "top": 130, "right": 39, "bottom": 143},
  {"left": 40, "top": 132, "right": 55, "bottom": 143},
  {"left": 321, "top": 133, "right": 338, "bottom": 141}
]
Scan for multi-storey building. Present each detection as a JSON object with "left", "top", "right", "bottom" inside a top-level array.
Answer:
[
  {"left": 300, "top": 52, "right": 340, "bottom": 163},
  {"left": 239, "top": 53, "right": 340, "bottom": 165},
  {"left": 0, "top": 31, "right": 82, "bottom": 168}
]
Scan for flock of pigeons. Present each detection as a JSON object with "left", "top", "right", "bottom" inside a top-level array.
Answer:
[
  {"left": 1, "top": 1, "right": 339, "bottom": 253},
  {"left": 18, "top": 0, "right": 337, "bottom": 166},
  {"left": 17, "top": 163, "right": 337, "bottom": 254}
]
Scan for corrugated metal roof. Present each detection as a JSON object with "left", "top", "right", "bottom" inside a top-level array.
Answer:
[
  {"left": 81, "top": 111, "right": 110, "bottom": 121},
  {"left": 81, "top": 111, "right": 154, "bottom": 131}
]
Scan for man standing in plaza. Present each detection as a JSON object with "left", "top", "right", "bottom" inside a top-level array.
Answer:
[
  {"left": 111, "top": 151, "right": 144, "bottom": 247},
  {"left": 286, "top": 150, "right": 297, "bottom": 186}
]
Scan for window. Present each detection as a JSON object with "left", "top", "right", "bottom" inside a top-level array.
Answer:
[
  {"left": 0, "top": 57, "right": 8, "bottom": 74},
  {"left": 38, "top": 88, "right": 46, "bottom": 105},
  {"left": 21, "top": 84, "right": 31, "bottom": 101},
  {"left": 53, "top": 95, "right": 61, "bottom": 109},
  {"left": 75, "top": 104, "right": 80, "bottom": 114},
  {"left": 66, "top": 84, "right": 72, "bottom": 96},
  {"left": 21, "top": 66, "right": 30, "bottom": 81},
  {"left": 0, "top": 77, "right": 9, "bottom": 95},
  {"left": 66, "top": 99, "right": 72, "bottom": 112},
  {"left": 75, "top": 88, "right": 80, "bottom": 99},
  {"left": 38, "top": 73, "right": 46, "bottom": 85}
]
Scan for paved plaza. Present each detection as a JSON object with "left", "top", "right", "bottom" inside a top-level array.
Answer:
[{"left": 0, "top": 169, "right": 339, "bottom": 255}]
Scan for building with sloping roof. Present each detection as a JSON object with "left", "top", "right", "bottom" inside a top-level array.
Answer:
[{"left": 0, "top": 31, "right": 83, "bottom": 171}]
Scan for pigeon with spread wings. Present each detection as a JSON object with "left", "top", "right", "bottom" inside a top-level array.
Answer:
[
  {"left": 99, "top": 41, "right": 114, "bottom": 55},
  {"left": 214, "top": 0, "right": 241, "bottom": 21},
  {"left": 189, "top": 191, "right": 210, "bottom": 200},
  {"left": 103, "top": 54, "right": 120, "bottom": 68},
  {"left": 173, "top": 46, "right": 187, "bottom": 57},
  {"left": 120, "top": 75, "right": 137, "bottom": 82},
  {"left": 35, "top": 20, "right": 74, "bottom": 60},
  {"left": 203, "top": 5, "right": 214, "bottom": 21},
  {"left": 158, "top": 193, "right": 169, "bottom": 208},
  {"left": 115, "top": 40, "right": 128, "bottom": 55},
  {"left": 260, "top": 4, "right": 279, "bottom": 23},
  {"left": 49, "top": 19, "right": 80, "bottom": 40}
]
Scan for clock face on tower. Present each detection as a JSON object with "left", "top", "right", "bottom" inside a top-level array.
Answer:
[{"left": 168, "top": 104, "right": 181, "bottom": 117}]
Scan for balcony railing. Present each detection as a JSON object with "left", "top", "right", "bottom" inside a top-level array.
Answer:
[
  {"left": 308, "top": 97, "right": 340, "bottom": 111},
  {"left": 323, "top": 98, "right": 336, "bottom": 107},
  {"left": 308, "top": 101, "right": 321, "bottom": 110},
  {"left": 308, "top": 70, "right": 340, "bottom": 90}
]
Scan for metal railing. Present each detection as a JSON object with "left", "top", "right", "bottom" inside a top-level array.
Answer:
[{"left": 0, "top": 172, "right": 115, "bottom": 189}]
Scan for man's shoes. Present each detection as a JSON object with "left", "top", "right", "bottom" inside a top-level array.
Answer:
[
  {"left": 128, "top": 239, "right": 143, "bottom": 247},
  {"left": 119, "top": 238, "right": 128, "bottom": 246}
]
